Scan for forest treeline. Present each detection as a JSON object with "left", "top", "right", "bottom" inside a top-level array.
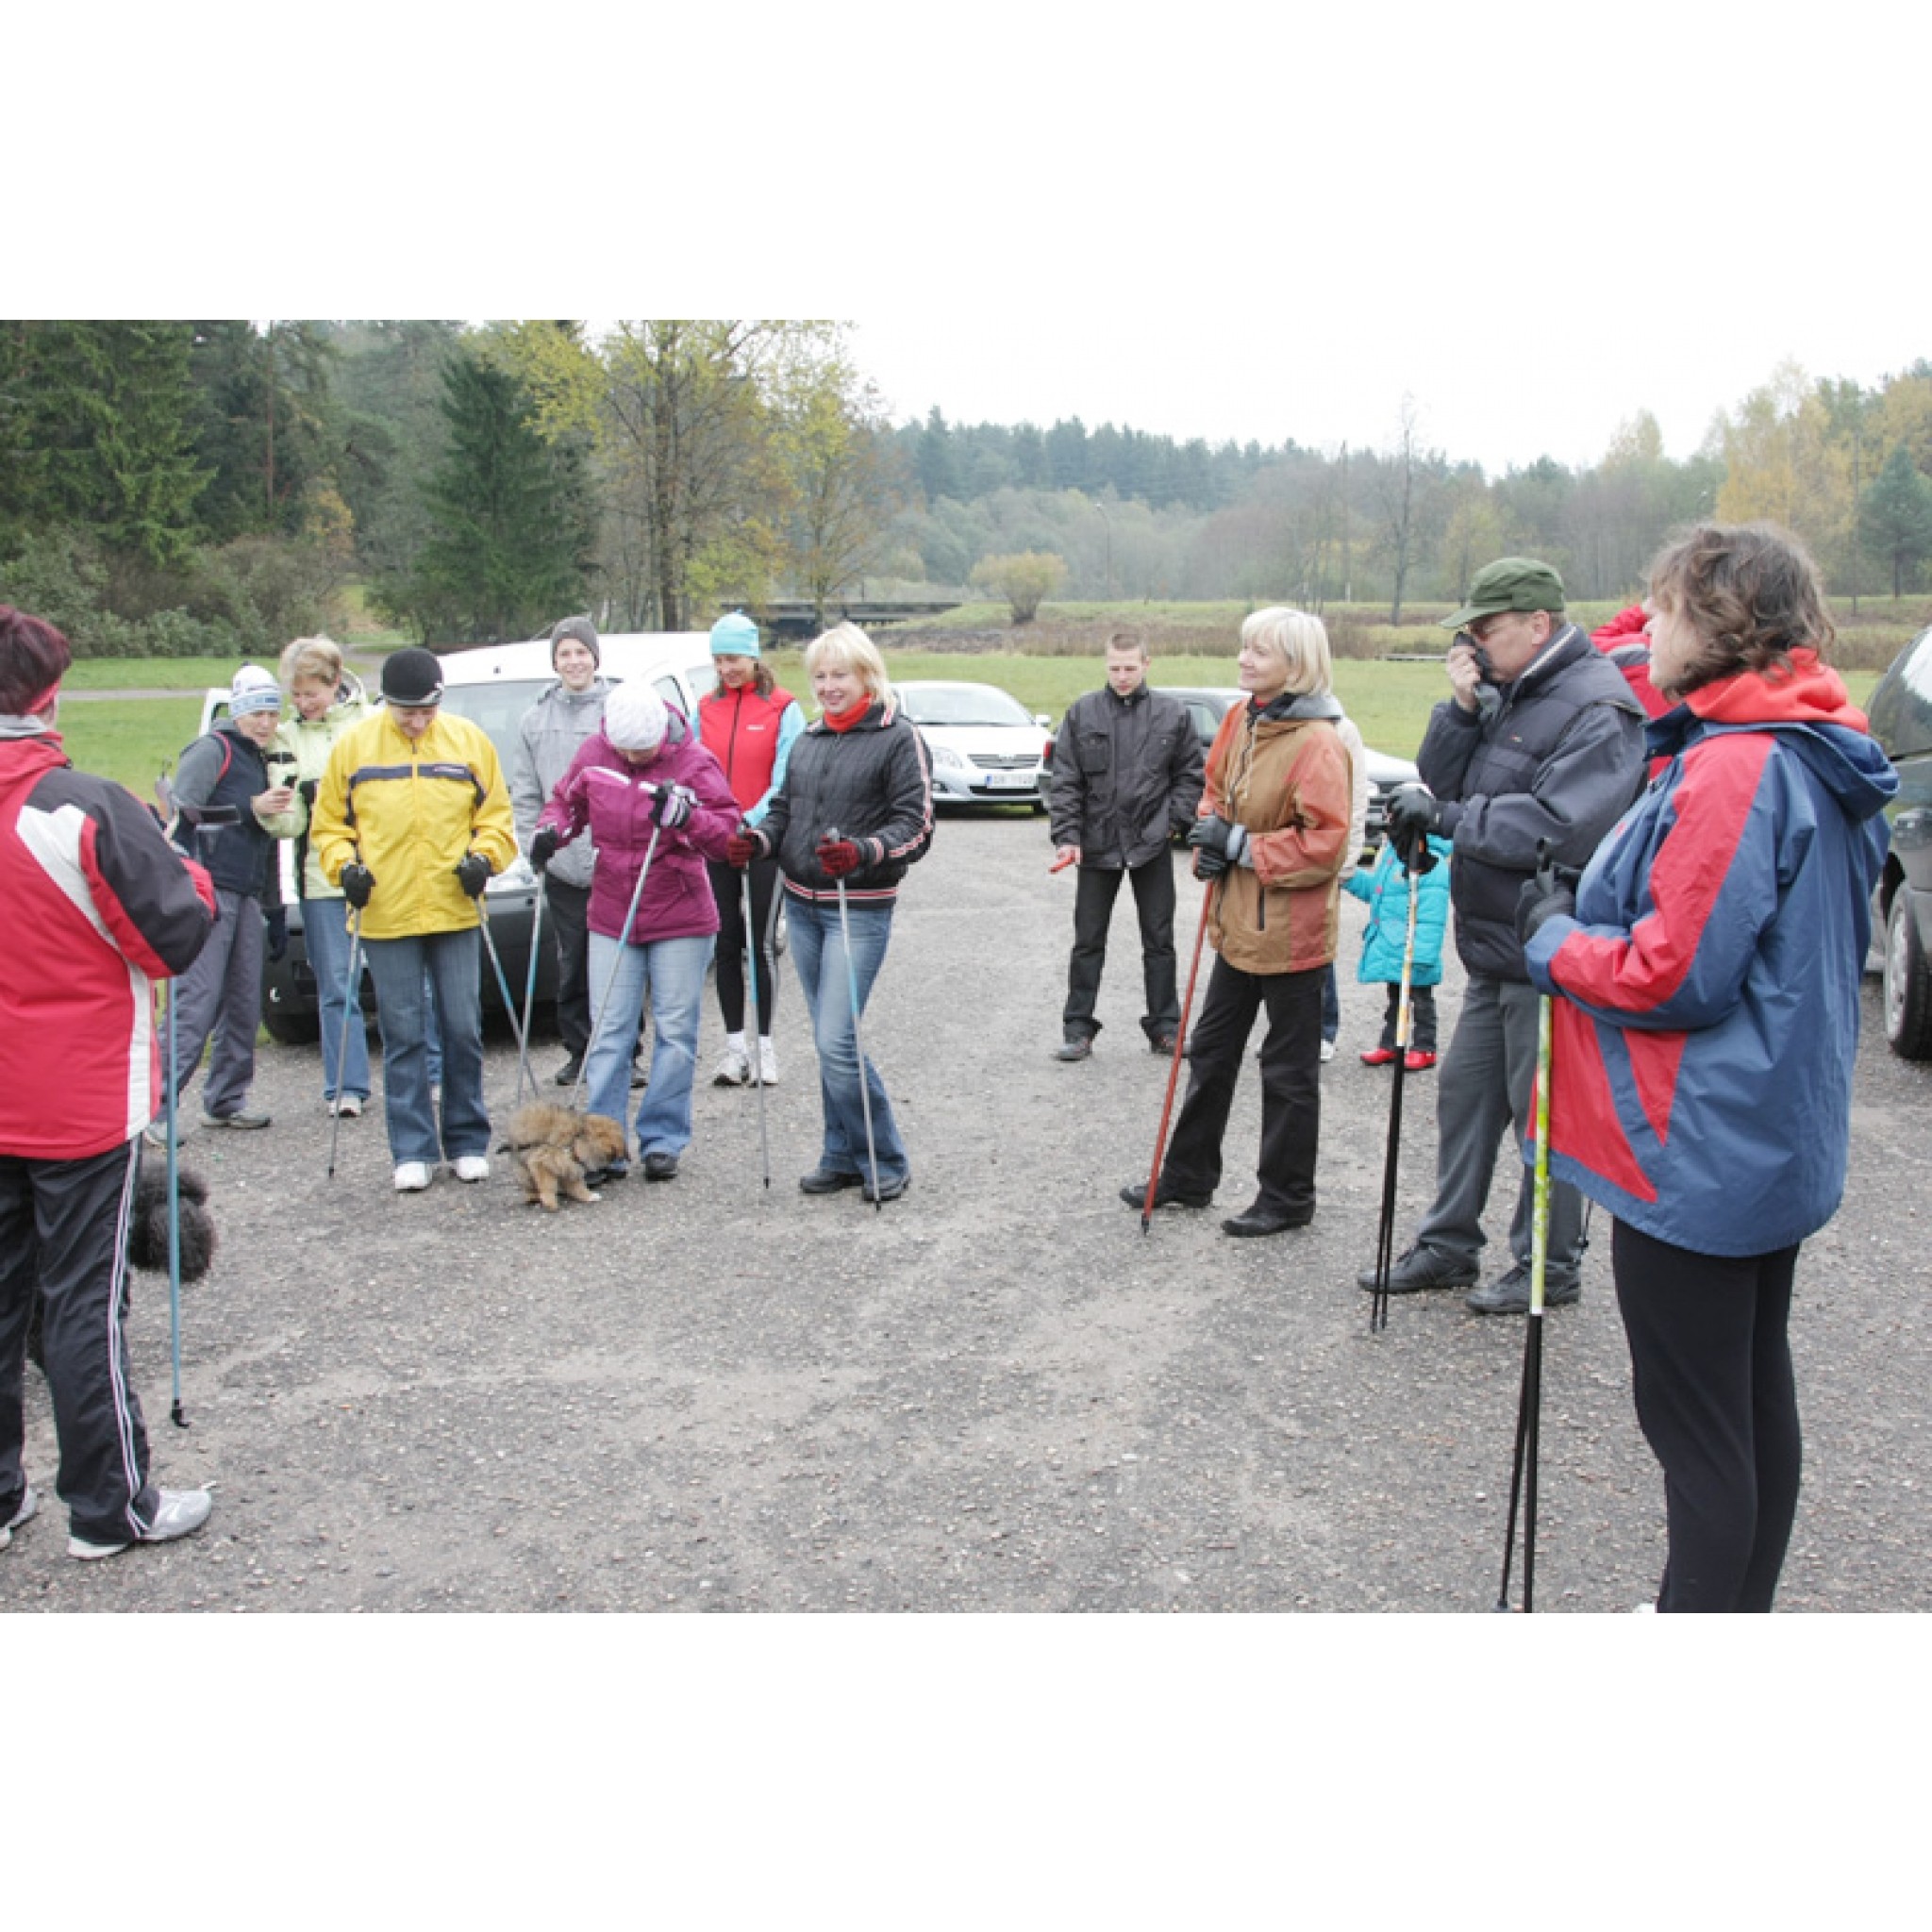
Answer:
[{"left": 3, "top": 319, "right": 1930, "bottom": 658}]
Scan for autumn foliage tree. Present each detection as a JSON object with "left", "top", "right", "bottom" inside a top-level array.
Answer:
[{"left": 971, "top": 550, "right": 1066, "bottom": 624}]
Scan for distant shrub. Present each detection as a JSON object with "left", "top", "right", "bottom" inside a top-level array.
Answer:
[{"left": 970, "top": 551, "right": 1067, "bottom": 625}]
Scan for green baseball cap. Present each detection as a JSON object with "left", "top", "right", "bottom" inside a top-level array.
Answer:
[{"left": 1441, "top": 557, "right": 1566, "bottom": 630}]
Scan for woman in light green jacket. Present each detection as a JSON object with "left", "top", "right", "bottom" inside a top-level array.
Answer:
[{"left": 263, "top": 636, "right": 374, "bottom": 1116}]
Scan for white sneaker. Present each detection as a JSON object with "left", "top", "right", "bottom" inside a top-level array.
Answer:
[
  {"left": 713, "top": 1043, "right": 752, "bottom": 1087},
  {"left": 69, "top": 1487, "right": 211, "bottom": 1560},
  {"left": 328, "top": 1094, "right": 363, "bottom": 1118},
  {"left": 1320, "top": 1040, "right": 1337, "bottom": 1062},
  {"left": 1, "top": 1485, "right": 37, "bottom": 1551},
  {"left": 757, "top": 1039, "right": 779, "bottom": 1085},
  {"left": 454, "top": 1155, "right": 490, "bottom": 1183},
  {"left": 393, "top": 1161, "right": 433, "bottom": 1192}
]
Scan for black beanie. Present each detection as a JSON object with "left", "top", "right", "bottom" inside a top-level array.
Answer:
[{"left": 382, "top": 648, "right": 444, "bottom": 707}]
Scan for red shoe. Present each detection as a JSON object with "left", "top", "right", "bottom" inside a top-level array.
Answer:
[
  {"left": 1359, "top": 1046, "right": 1398, "bottom": 1066},
  {"left": 1404, "top": 1050, "right": 1438, "bottom": 1072}
]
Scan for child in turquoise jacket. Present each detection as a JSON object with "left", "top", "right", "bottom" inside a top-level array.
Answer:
[{"left": 1343, "top": 833, "right": 1451, "bottom": 1068}]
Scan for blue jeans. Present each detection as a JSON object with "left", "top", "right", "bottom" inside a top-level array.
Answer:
[
  {"left": 585, "top": 931, "right": 711, "bottom": 1160},
  {"left": 362, "top": 928, "right": 488, "bottom": 1167},
  {"left": 304, "top": 896, "right": 372, "bottom": 1104},
  {"left": 787, "top": 895, "right": 908, "bottom": 1186}
]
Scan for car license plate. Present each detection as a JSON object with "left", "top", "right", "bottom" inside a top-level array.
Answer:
[{"left": 987, "top": 769, "right": 1034, "bottom": 791}]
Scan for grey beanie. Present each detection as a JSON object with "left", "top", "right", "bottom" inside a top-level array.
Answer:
[{"left": 551, "top": 614, "right": 601, "bottom": 668}]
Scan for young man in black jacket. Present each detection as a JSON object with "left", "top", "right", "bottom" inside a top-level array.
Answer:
[{"left": 1049, "top": 631, "right": 1206, "bottom": 1060}]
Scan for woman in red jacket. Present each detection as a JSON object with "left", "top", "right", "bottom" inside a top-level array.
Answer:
[{"left": 697, "top": 612, "right": 802, "bottom": 1087}]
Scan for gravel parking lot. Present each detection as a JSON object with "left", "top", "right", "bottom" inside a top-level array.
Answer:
[{"left": 7, "top": 812, "right": 1930, "bottom": 1613}]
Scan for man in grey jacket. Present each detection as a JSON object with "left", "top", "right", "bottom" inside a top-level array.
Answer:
[
  {"left": 1049, "top": 631, "right": 1205, "bottom": 1060},
  {"left": 1358, "top": 558, "right": 1645, "bottom": 1314},
  {"left": 511, "top": 616, "right": 610, "bottom": 1085}
]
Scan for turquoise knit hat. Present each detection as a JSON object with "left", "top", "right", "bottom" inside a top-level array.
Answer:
[{"left": 709, "top": 611, "right": 761, "bottom": 659}]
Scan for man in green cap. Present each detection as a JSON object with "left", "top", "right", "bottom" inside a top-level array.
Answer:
[{"left": 1358, "top": 557, "right": 1645, "bottom": 1314}]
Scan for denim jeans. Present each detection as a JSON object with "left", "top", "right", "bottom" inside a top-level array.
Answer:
[
  {"left": 303, "top": 895, "right": 372, "bottom": 1104},
  {"left": 584, "top": 931, "right": 711, "bottom": 1159},
  {"left": 362, "top": 927, "right": 488, "bottom": 1167},
  {"left": 787, "top": 895, "right": 908, "bottom": 1186}
]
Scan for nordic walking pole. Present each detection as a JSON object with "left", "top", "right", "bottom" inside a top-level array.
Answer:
[
  {"left": 826, "top": 827, "right": 881, "bottom": 1210},
  {"left": 514, "top": 881, "right": 545, "bottom": 1106},
  {"left": 326, "top": 909, "right": 364, "bottom": 1180},
  {"left": 476, "top": 896, "right": 527, "bottom": 1073},
  {"left": 1141, "top": 877, "right": 1217, "bottom": 1235},
  {"left": 741, "top": 851, "right": 772, "bottom": 1189},
  {"left": 1496, "top": 988, "right": 1554, "bottom": 1613},
  {"left": 163, "top": 977, "right": 188, "bottom": 1427},
  {"left": 1371, "top": 844, "right": 1425, "bottom": 1334},
  {"left": 571, "top": 820, "right": 661, "bottom": 1115}
]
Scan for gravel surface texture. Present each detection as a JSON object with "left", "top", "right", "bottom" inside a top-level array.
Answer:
[{"left": 6, "top": 812, "right": 1928, "bottom": 1613}]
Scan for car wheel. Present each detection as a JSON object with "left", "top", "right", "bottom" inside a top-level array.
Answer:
[
  {"left": 262, "top": 1009, "right": 321, "bottom": 1047},
  {"left": 1884, "top": 891, "right": 1932, "bottom": 1059}
]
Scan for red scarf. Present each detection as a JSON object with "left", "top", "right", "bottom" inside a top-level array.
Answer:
[{"left": 823, "top": 697, "right": 872, "bottom": 733}]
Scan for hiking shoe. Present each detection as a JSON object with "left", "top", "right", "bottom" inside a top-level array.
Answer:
[
  {"left": 1222, "top": 1203, "right": 1313, "bottom": 1238},
  {"left": 1359, "top": 1046, "right": 1399, "bottom": 1066},
  {"left": 327, "top": 1094, "right": 364, "bottom": 1118},
  {"left": 1057, "top": 1036, "right": 1093, "bottom": 1062},
  {"left": 554, "top": 1056, "right": 583, "bottom": 1087},
  {"left": 201, "top": 1108, "right": 270, "bottom": 1130},
  {"left": 584, "top": 1161, "right": 629, "bottom": 1187},
  {"left": 713, "top": 1044, "right": 752, "bottom": 1086},
  {"left": 757, "top": 1039, "right": 779, "bottom": 1085},
  {"left": 800, "top": 1167, "right": 864, "bottom": 1194},
  {"left": 1466, "top": 1262, "right": 1581, "bottom": 1315},
  {"left": 1150, "top": 1032, "right": 1179, "bottom": 1056},
  {"left": 454, "top": 1155, "right": 490, "bottom": 1183},
  {"left": 862, "top": 1172, "right": 909, "bottom": 1203},
  {"left": 642, "top": 1151, "right": 679, "bottom": 1180},
  {"left": 69, "top": 1488, "right": 212, "bottom": 1560},
  {"left": 1, "top": 1485, "right": 37, "bottom": 1551},
  {"left": 1120, "top": 1177, "right": 1213, "bottom": 1212},
  {"left": 393, "top": 1161, "right": 433, "bottom": 1192},
  {"left": 1404, "top": 1050, "right": 1438, "bottom": 1073},
  {"left": 1356, "top": 1243, "right": 1477, "bottom": 1294}
]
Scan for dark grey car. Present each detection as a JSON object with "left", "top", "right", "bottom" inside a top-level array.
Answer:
[{"left": 1866, "top": 623, "right": 1932, "bottom": 1058}]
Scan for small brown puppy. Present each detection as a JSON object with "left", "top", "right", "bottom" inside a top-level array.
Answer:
[{"left": 504, "top": 1101, "right": 629, "bottom": 1211}]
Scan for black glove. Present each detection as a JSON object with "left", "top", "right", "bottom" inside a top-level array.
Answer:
[
  {"left": 1384, "top": 785, "right": 1441, "bottom": 874},
  {"left": 1186, "top": 814, "right": 1243, "bottom": 880},
  {"left": 1515, "top": 862, "right": 1580, "bottom": 946},
  {"left": 454, "top": 852, "right": 492, "bottom": 898},
  {"left": 264, "top": 906, "right": 289, "bottom": 962},
  {"left": 341, "top": 863, "right": 375, "bottom": 909},
  {"left": 530, "top": 827, "right": 559, "bottom": 874},
  {"left": 650, "top": 783, "right": 698, "bottom": 830},
  {"left": 297, "top": 778, "right": 318, "bottom": 808}
]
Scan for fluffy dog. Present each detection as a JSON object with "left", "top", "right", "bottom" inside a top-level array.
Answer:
[{"left": 503, "top": 1101, "right": 629, "bottom": 1211}]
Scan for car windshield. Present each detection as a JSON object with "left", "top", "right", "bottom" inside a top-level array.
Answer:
[{"left": 902, "top": 686, "right": 1033, "bottom": 728}]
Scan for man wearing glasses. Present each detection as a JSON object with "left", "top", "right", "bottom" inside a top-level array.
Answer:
[{"left": 1359, "top": 558, "right": 1645, "bottom": 1314}]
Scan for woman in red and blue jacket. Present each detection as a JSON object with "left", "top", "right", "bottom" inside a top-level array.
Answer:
[
  {"left": 697, "top": 611, "right": 802, "bottom": 1089},
  {"left": 1520, "top": 524, "right": 1895, "bottom": 1612}
]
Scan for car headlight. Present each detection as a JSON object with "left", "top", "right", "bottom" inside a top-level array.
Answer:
[{"left": 931, "top": 745, "right": 968, "bottom": 772}]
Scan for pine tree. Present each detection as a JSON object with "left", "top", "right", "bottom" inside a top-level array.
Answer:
[{"left": 1860, "top": 445, "right": 1932, "bottom": 597}]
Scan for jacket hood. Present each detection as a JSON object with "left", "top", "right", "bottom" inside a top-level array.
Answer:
[
  {"left": 1255, "top": 691, "right": 1343, "bottom": 724},
  {"left": 1653, "top": 651, "right": 1897, "bottom": 826},
  {"left": 541, "top": 675, "right": 611, "bottom": 711}
]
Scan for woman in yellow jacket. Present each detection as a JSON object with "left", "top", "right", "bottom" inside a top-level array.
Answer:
[
  {"left": 1124, "top": 608, "right": 1353, "bottom": 1237},
  {"left": 309, "top": 648, "right": 517, "bottom": 1193}
]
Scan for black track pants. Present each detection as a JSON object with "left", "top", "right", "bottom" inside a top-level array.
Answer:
[
  {"left": 708, "top": 857, "right": 781, "bottom": 1037},
  {"left": 1612, "top": 1221, "right": 1802, "bottom": 1613},
  {"left": 0, "top": 1142, "right": 158, "bottom": 1544}
]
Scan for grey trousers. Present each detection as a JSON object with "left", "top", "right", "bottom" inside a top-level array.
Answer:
[
  {"left": 165, "top": 885, "right": 264, "bottom": 1119},
  {"left": 1415, "top": 973, "right": 1586, "bottom": 1287}
]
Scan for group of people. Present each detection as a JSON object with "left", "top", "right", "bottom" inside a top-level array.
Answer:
[{"left": 1, "top": 520, "right": 1897, "bottom": 1608}]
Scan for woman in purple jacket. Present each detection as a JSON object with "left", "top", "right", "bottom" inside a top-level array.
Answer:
[{"left": 534, "top": 684, "right": 738, "bottom": 1180}]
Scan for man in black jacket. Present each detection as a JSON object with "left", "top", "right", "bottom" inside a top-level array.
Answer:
[
  {"left": 1358, "top": 558, "right": 1645, "bottom": 1314},
  {"left": 1049, "top": 632, "right": 1205, "bottom": 1060}
]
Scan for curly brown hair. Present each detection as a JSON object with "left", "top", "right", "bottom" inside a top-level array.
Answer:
[{"left": 1647, "top": 523, "right": 1834, "bottom": 694}]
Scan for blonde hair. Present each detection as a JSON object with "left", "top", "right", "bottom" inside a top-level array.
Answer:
[
  {"left": 1240, "top": 607, "right": 1333, "bottom": 697},
  {"left": 805, "top": 622, "right": 891, "bottom": 707},
  {"left": 279, "top": 635, "right": 344, "bottom": 691}
]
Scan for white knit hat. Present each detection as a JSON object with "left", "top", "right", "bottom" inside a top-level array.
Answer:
[
  {"left": 229, "top": 663, "right": 282, "bottom": 717},
  {"left": 604, "top": 682, "right": 668, "bottom": 754}
]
